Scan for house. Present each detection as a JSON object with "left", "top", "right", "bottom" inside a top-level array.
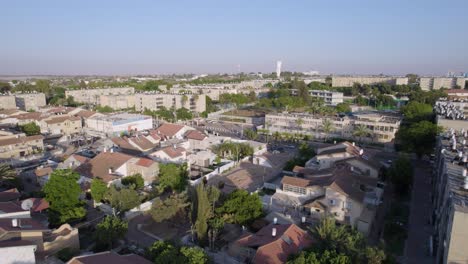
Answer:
[
  {"left": 111, "top": 134, "right": 159, "bottom": 155},
  {"left": 185, "top": 129, "right": 208, "bottom": 150},
  {"left": 75, "top": 150, "right": 159, "bottom": 186},
  {"left": 0, "top": 134, "right": 44, "bottom": 159},
  {"left": 230, "top": 223, "right": 313, "bottom": 264},
  {"left": 34, "top": 166, "right": 54, "bottom": 187},
  {"left": 153, "top": 123, "right": 192, "bottom": 140},
  {"left": 58, "top": 154, "right": 90, "bottom": 169},
  {"left": 305, "top": 141, "right": 363, "bottom": 169},
  {"left": 150, "top": 145, "right": 187, "bottom": 164},
  {"left": 40, "top": 115, "right": 82, "bottom": 135},
  {"left": 188, "top": 150, "right": 216, "bottom": 167},
  {"left": 68, "top": 251, "right": 152, "bottom": 264}
]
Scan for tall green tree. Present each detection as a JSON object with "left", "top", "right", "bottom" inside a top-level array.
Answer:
[
  {"left": 95, "top": 216, "right": 128, "bottom": 250},
  {"left": 150, "top": 192, "right": 189, "bottom": 222},
  {"left": 108, "top": 186, "right": 140, "bottom": 214},
  {"left": 121, "top": 174, "right": 145, "bottom": 190},
  {"left": 243, "top": 128, "right": 258, "bottom": 140},
  {"left": 353, "top": 124, "right": 370, "bottom": 143},
  {"left": 90, "top": 178, "right": 108, "bottom": 202},
  {"left": 19, "top": 122, "right": 41, "bottom": 136},
  {"left": 146, "top": 241, "right": 209, "bottom": 264},
  {"left": 43, "top": 169, "right": 86, "bottom": 226},
  {"left": 216, "top": 190, "right": 262, "bottom": 225},
  {"left": 396, "top": 121, "right": 442, "bottom": 157},
  {"left": 158, "top": 163, "right": 188, "bottom": 192},
  {"left": 401, "top": 101, "right": 434, "bottom": 122}
]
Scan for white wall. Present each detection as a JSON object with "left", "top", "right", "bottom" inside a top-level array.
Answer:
[{"left": 0, "top": 245, "right": 37, "bottom": 264}]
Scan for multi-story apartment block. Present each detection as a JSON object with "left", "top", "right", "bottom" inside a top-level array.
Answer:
[
  {"left": 99, "top": 94, "right": 135, "bottom": 110},
  {"left": 331, "top": 76, "right": 408, "bottom": 87},
  {"left": 14, "top": 93, "right": 46, "bottom": 111},
  {"left": 265, "top": 111, "right": 401, "bottom": 144},
  {"left": 289, "top": 89, "right": 344, "bottom": 105},
  {"left": 134, "top": 92, "right": 206, "bottom": 113},
  {"left": 65, "top": 87, "right": 134, "bottom": 105},
  {"left": 0, "top": 95, "right": 17, "bottom": 110},
  {"left": 419, "top": 77, "right": 466, "bottom": 91},
  {"left": 435, "top": 101, "right": 467, "bottom": 131},
  {"left": 432, "top": 128, "right": 468, "bottom": 264}
]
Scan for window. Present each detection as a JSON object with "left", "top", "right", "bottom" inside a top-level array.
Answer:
[
  {"left": 329, "top": 199, "right": 335, "bottom": 205},
  {"left": 346, "top": 201, "right": 352, "bottom": 210}
]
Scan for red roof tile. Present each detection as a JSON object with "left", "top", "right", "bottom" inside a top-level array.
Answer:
[
  {"left": 136, "top": 158, "right": 154, "bottom": 167},
  {"left": 185, "top": 130, "right": 206, "bottom": 141},
  {"left": 155, "top": 123, "right": 184, "bottom": 138}
]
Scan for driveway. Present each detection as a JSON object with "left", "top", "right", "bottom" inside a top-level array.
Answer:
[{"left": 404, "top": 161, "right": 434, "bottom": 264}]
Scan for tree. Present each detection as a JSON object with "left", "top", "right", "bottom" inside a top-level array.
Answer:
[
  {"left": 321, "top": 119, "right": 335, "bottom": 140},
  {"left": 401, "top": 101, "right": 433, "bottom": 122},
  {"left": 388, "top": 156, "right": 413, "bottom": 195},
  {"left": 353, "top": 125, "right": 370, "bottom": 143},
  {"left": 90, "top": 178, "right": 108, "bottom": 202},
  {"left": 396, "top": 121, "right": 442, "bottom": 157},
  {"left": 0, "top": 163, "right": 19, "bottom": 188},
  {"left": 180, "top": 246, "right": 210, "bottom": 264},
  {"left": 108, "top": 186, "right": 140, "bottom": 214},
  {"left": 212, "top": 142, "right": 254, "bottom": 161},
  {"left": 243, "top": 128, "right": 258, "bottom": 140},
  {"left": 146, "top": 241, "right": 209, "bottom": 264},
  {"left": 150, "top": 192, "right": 189, "bottom": 222},
  {"left": 335, "top": 103, "right": 351, "bottom": 113},
  {"left": 121, "top": 174, "right": 145, "bottom": 190},
  {"left": 43, "top": 169, "right": 85, "bottom": 226},
  {"left": 176, "top": 107, "right": 193, "bottom": 121},
  {"left": 194, "top": 184, "right": 210, "bottom": 242},
  {"left": 0, "top": 81, "right": 11, "bottom": 93},
  {"left": 19, "top": 122, "right": 41, "bottom": 136},
  {"left": 158, "top": 163, "right": 188, "bottom": 192},
  {"left": 216, "top": 190, "right": 263, "bottom": 225},
  {"left": 95, "top": 216, "right": 128, "bottom": 250}
]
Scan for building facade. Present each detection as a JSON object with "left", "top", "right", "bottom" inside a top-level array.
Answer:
[
  {"left": 134, "top": 92, "right": 206, "bottom": 113},
  {"left": 289, "top": 89, "right": 344, "bottom": 105},
  {"left": 0, "top": 95, "right": 17, "bottom": 110},
  {"left": 14, "top": 93, "right": 46, "bottom": 111},
  {"left": 85, "top": 113, "right": 153, "bottom": 137},
  {"left": 0, "top": 134, "right": 44, "bottom": 159},
  {"left": 331, "top": 76, "right": 408, "bottom": 87},
  {"left": 99, "top": 94, "right": 135, "bottom": 110},
  {"left": 65, "top": 87, "right": 135, "bottom": 105},
  {"left": 419, "top": 77, "right": 466, "bottom": 91}
]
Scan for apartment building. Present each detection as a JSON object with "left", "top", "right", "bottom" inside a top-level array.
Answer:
[
  {"left": 432, "top": 128, "right": 468, "bottom": 264},
  {"left": 289, "top": 89, "right": 344, "bottom": 105},
  {"left": 0, "top": 134, "right": 44, "bottom": 159},
  {"left": 134, "top": 92, "right": 206, "bottom": 113},
  {"left": 99, "top": 94, "right": 135, "bottom": 110},
  {"left": 14, "top": 93, "right": 46, "bottom": 111},
  {"left": 435, "top": 101, "right": 467, "bottom": 131},
  {"left": 265, "top": 111, "right": 402, "bottom": 144},
  {"left": 0, "top": 95, "right": 17, "bottom": 110},
  {"left": 85, "top": 113, "right": 153, "bottom": 137},
  {"left": 331, "top": 76, "right": 408, "bottom": 87},
  {"left": 419, "top": 77, "right": 466, "bottom": 91},
  {"left": 65, "top": 87, "right": 134, "bottom": 105}
]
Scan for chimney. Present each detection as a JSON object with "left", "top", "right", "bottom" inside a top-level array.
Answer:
[
  {"left": 173, "top": 144, "right": 177, "bottom": 150},
  {"left": 302, "top": 216, "right": 306, "bottom": 223},
  {"left": 352, "top": 142, "right": 355, "bottom": 146},
  {"left": 12, "top": 219, "right": 18, "bottom": 227},
  {"left": 463, "top": 156, "right": 467, "bottom": 163},
  {"left": 463, "top": 169, "right": 467, "bottom": 177},
  {"left": 108, "top": 168, "right": 113, "bottom": 174},
  {"left": 273, "top": 217, "right": 277, "bottom": 225},
  {"left": 272, "top": 228, "right": 277, "bottom": 237},
  {"left": 110, "top": 148, "right": 114, "bottom": 153},
  {"left": 103, "top": 147, "right": 107, "bottom": 153}
]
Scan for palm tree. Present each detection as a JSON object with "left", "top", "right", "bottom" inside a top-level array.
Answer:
[
  {"left": 0, "top": 164, "right": 16, "bottom": 186},
  {"left": 353, "top": 124, "right": 371, "bottom": 144},
  {"left": 321, "top": 119, "right": 335, "bottom": 141}
]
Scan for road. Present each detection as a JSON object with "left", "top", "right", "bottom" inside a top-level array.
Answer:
[{"left": 404, "top": 161, "right": 434, "bottom": 264}]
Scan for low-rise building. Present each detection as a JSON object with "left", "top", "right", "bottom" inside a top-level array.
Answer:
[
  {"left": 65, "top": 87, "right": 135, "bottom": 105},
  {"left": 85, "top": 113, "right": 153, "bottom": 137},
  {"left": 14, "top": 93, "right": 46, "bottom": 111},
  {"left": 0, "top": 134, "right": 44, "bottom": 159},
  {"left": 111, "top": 134, "right": 160, "bottom": 155},
  {"left": 332, "top": 76, "right": 408, "bottom": 87},
  {"left": 134, "top": 92, "right": 206, "bottom": 113},
  {"left": 150, "top": 145, "right": 187, "bottom": 164},
  {"left": 40, "top": 115, "right": 83, "bottom": 135},
  {"left": 289, "top": 89, "right": 343, "bottom": 105}
]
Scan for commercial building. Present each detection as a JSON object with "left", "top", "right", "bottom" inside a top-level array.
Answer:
[
  {"left": 265, "top": 111, "right": 402, "bottom": 144},
  {"left": 85, "top": 113, "right": 153, "bottom": 137},
  {"left": 99, "top": 94, "right": 135, "bottom": 110},
  {"left": 0, "top": 95, "right": 17, "bottom": 110},
  {"left": 134, "top": 92, "right": 206, "bottom": 113},
  {"left": 331, "top": 76, "right": 408, "bottom": 87},
  {"left": 65, "top": 87, "right": 134, "bottom": 105},
  {"left": 14, "top": 93, "right": 46, "bottom": 111},
  {"left": 432, "top": 128, "right": 468, "bottom": 264},
  {"left": 419, "top": 77, "right": 466, "bottom": 91},
  {"left": 289, "top": 89, "right": 344, "bottom": 105}
]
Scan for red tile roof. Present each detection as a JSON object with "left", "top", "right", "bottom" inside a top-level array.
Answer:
[
  {"left": 75, "top": 151, "right": 134, "bottom": 183},
  {"left": 70, "top": 154, "right": 90, "bottom": 164},
  {"left": 24, "top": 198, "right": 49, "bottom": 212},
  {"left": 74, "top": 110, "right": 97, "bottom": 118},
  {"left": 68, "top": 252, "right": 152, "bottom": 264},
  {"left": 0, "top": 188, "right": 20, "bottom": 202},
  {"left": 281, "top": 176, "right": 311, "bottom": 188},
  {"left": 160, "top": 146, "right": 186, "bottom": 158},
  {"left": 0, "top": 201, "right": 23, "bottom": 213},
  {"left": 136, "top": 158, "right": 154, "bottom": 167},
  {"left": 155, "top": 123, "right": 184, "bottom": 138},
  {"left": 34, "top": 167, "right": 53, "bottom": 177},
  {"left": 235, "top": 223, "right": 313, "bottom": 264},
  {"left": 0, "top": 135, "right": 44, "bottom": 147},
  {"left": 185, "top": 130, "right": 206, "bottom": 141}
]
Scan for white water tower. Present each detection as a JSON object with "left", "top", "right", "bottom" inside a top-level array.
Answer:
[{"left": 276, "top": 61, "right": 282, "bottom": 79}]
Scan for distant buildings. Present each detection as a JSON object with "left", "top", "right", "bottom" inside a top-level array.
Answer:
[
  {"left": 14, "top": 93, "right": 46, "bottom": 111},
  {"left": 0, "top": 95, "right": 16, "bottom": 110},
  {"left": 65, "top": 87, "right": 135, "bottom": 105},
  {"left": 419, "top": 77, "right": 466, "bottom": 91},
  {"left": 134, "top": 92, "right": 206, "bottom": 113},
  {"left": 99, "top": 94, "right": 135, "bottom": 110},
  {"left": 265, "top": 111, "right": 402, "bottom": 144},
  {"left": 289, "top": 89, "right": 344, "bottom": 105},
  {"left": 0, "top": 133, "right": 44, "bottom": 159},
  {"left": 331, "top": 76, "right": 408, "bottom": 87},
  {"left": 432, "top": 128, "right": 468, "bottom": 264}
]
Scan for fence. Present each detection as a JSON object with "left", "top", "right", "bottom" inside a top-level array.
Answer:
[{"left": 124, "top": 198, "right": 157, "bottom": 220}]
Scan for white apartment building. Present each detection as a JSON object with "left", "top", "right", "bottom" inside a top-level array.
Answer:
[
  {"left": 85, "top": 113, "right": 153, "bottom": 137},
  {"left": 99, "top": 94, "right": 135, "bottom": 110},
  {"left": 134, "top": 92, "right": 206, "bottom": 113},
  {"left": 419, "top": 77, "right": 466, "bottom": 91},
  {"left": 332, "top": 76, "right": 408, "bottom": 87},
  {"left": 289, "top": 89, "right": 344, "bottom": 105},
  {"left": 0, "top": 95, "right": 17, "bottom": 110},
  {"left": 266, "top": 111, "right": 401, "bottom": 144},
  {"left": 65, "top": 87, "right": 135, "bottom": 105},
  {"left": 14, "top": 93, "right": 46, "bottom": 111}
]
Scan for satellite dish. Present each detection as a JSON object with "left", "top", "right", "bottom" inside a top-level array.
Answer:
[{"left": 21, "top": 199, "right": 34, "bottom": 211}]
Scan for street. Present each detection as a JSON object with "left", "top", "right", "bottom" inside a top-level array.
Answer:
[{"left": 404, "top": 161, "right": 434, "bottom": 264}]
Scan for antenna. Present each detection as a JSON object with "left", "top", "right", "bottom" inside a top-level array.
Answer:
[{"left": 21, "top": 199, "right": 34, "bottom": 211}]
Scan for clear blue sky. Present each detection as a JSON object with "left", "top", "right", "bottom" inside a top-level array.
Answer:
[{"left": 1, "top": 0, "right": 467, "bottom": 75}]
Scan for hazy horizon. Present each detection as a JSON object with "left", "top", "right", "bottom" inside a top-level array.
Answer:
[{"left": 2, "top": 0, "right": 467, "bottom": 76}]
